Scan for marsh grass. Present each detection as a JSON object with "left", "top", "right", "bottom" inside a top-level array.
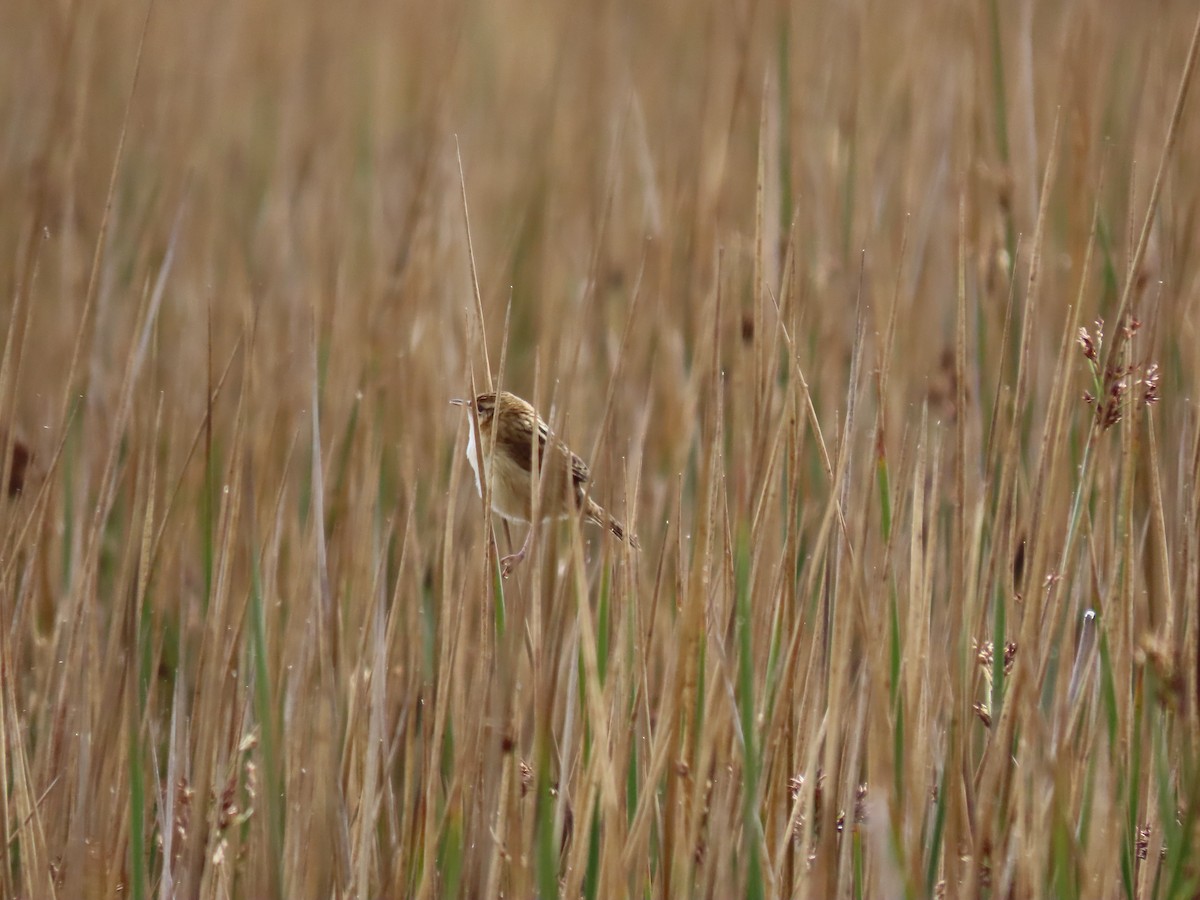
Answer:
[{"left": 2, "top": 0, "right": 1200, "bottom": 896}]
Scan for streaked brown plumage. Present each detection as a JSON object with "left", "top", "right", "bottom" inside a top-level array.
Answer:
[{"left": 451, "top": 391, "right": 637, "bottom": 575}]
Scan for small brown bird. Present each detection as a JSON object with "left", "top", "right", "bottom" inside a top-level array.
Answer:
[{"left": 450, "top": 391, "right": 637, "bottom": 576}]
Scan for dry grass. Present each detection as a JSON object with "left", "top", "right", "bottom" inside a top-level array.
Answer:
[{"left": 2, "top": 0, "right": 1200, "bottom": 896}]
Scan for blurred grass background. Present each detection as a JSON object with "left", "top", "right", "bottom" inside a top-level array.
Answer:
[{"left": 2, "top": 0, "right": 1200, "bottom": 896}]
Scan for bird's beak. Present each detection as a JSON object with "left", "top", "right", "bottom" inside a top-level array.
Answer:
[{"left": 449, "top": 398, "right": 465, "bottom": 407}]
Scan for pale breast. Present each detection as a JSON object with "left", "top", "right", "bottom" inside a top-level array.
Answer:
[
  {"left": 464, "top": 419, "right": 484, "bottom": 496},
  {"left": 463, "top": 420, "right": 575, "bottom": 523},
  {"left": 463, "top": 421, "right": 530, "bottom": 521}
]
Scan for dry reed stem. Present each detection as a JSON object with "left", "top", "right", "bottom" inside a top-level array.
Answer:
[{"left": 2, "top": 2, "right": 1200, "bottom": 897}]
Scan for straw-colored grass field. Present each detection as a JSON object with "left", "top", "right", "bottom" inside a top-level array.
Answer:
[{"left": 2, "top": 0, "right": 1200, "bottom": 896}]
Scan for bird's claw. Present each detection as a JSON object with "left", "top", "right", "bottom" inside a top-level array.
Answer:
[{"left": 500, "top": 550, "right": 526, "bottom": 578}]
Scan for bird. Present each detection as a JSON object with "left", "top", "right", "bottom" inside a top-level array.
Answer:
[{"left": 450, "top": 391, "right": 637, "bottom": 576}]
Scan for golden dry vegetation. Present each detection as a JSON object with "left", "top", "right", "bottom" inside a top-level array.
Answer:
[{"left": 2, "top": 0, "right": 1200, "bottom": 897}]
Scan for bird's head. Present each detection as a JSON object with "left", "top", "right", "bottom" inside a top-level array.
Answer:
[{"left": 450, "top": 392, "right": 501, "bottom": 429}]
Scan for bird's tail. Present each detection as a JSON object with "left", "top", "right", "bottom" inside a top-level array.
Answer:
[{"left": 586, "top": 498, "right": 639, "bottom": 549}]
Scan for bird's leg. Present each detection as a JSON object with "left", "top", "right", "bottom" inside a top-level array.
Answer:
[{"left": 500, "top": 525, "right": 535, "bottom": 578}]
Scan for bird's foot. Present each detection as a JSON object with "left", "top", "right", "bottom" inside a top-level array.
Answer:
[{"left": 500, "top": 548, "right": 527, "bottom": 578}]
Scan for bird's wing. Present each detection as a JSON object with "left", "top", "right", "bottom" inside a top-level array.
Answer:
[
  {"left": 498, "top": 416, "right": 587, "bottom": 477},
  {"left": 497, "top": 413, "right": 593, "bottom": 503},
  {"left": 544, "top": 418, "right": 591, "bottom": 489},
  {"left": 569, "top": 449, "right": 591, "bottom": 491},
  {"left": 496, "top": 420, "right": 543, "bottom": 474}
]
